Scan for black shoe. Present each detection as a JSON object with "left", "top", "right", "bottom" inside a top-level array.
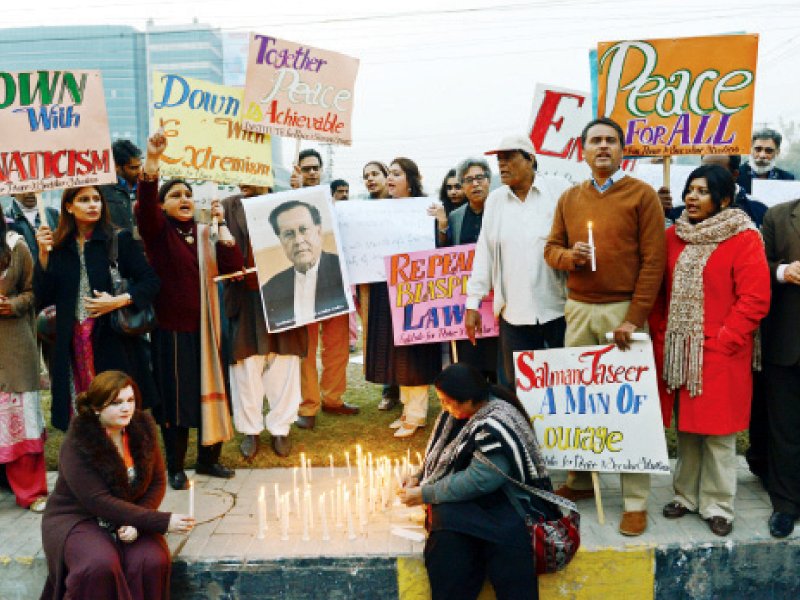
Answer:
[
  {"left": 295, "top": 415, "right": 316, "bottom": 430},
  {"left": 169, "top": 470, "right": 189, "bottom": 490},
  {"left": 662, "top": 501, "right": 695, "bottom": 519},
  {"left": 240, "top": 434, "right": 259, "bottom": 460},
  {"left": 769, "top": 511, "right": 796, "bottom": 538},
  {"left": 378, "top": 395, "right": 400, "bottom": 411},
  {"left": 705, "top": 516, "right": 733, "bottom": 537},
  {"left": 322, "top": 402, "right": 360, "bottom": 416},
  {"left": 271, "top": 435, "right": 292, "bottom": 458},
  {"left": 195, "top": 462, "right": 235, "bottom": 479}
]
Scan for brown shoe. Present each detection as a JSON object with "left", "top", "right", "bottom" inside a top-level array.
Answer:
[
  {"left": 554, "top": 484, "right": 595, "bottom": 502},
  {"left": 322, "top": 402, "right": 360, "bottom": 416},
  {"left": 619, "top": 511, "right": 648, "bottom": 536},
  {"left": 663, "top": 501, "right": 695, "bottom": 519},
  {"left": 705, "top": 516, "right": 733, "bottom": 537}
]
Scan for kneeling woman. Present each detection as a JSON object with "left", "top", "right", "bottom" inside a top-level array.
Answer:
[
  {"left": 41, "top": 370, "right": 195, "bottom": 600},
  {"left": 399, "top": 364, "right": 559, "bottom": 600}
]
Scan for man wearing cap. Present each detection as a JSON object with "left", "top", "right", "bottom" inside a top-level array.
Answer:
[
  {"left": 544, "top": 117, "right": 666, "bottom": 536},
  {"left": 465, "top": 134, "right": 571, "bottom": 386}
]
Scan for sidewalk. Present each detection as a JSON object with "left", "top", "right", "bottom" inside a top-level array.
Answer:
[{"left": 1, "top": 458, "right": 798, "bottom": 599}]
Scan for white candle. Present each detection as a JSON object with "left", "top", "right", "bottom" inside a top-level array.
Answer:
[
  {"left": 307, "top": 459, "right": 313, "bottom": 482},
  {"left": 281, "top": 494, "right": 290, "bottom": 541},
  {"left": 336, "top": 480, "right": 344, "bottom": 527},
  {"left": 329, "top": 488, "right": 335, "bottom": 527},
  {"left": 293, "top": 486, "right": 300, "bottom": 516},
  {"left": 329, "top": 454, "right": 335, "bottom": 478},
  {"left": 257, "top": 486, "right": 267, "bottom": 539},
  {"left": 320, "top": 493, "right": 330, "bottom": 541},
  {"left": 345, "top": 451, "right": 352, "bottom": 477},
  {"left": 300, "top": 453, "right": 308, "bottom": 486},
  {"left": 416, "top": 451, "right": 424, "bottom": 469},
  {"left": 293, "top": 466, "right": 298, "bottom": 490},
  {"left": 274, "top": 483, "right": 281, "bottom": 521},
  {"left": 358, "top": 481, "right": 368, "bottom": 530},
  {"left": 302, "top": 489, "right": 311, "bottom": 541},
  {"left": 344, "top": 487, "right": 356, "bottom": 541},
  {"left": 587, "top": 220, "right": 597, "bottom": 272},
  {"left": 188, "top": 480, "right": 195, "bottom": 519}
]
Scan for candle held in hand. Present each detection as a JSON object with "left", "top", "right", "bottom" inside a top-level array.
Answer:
[{"left": 587, "top": 220, "right": 597, "bottom": 272}]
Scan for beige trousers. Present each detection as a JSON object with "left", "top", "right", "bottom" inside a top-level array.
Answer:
[
  {"left": 673, "top": 431, "right": 737, "bottom": 521},
  {"left": 563, "top": 299, "right": 651, "bottom": 512}
]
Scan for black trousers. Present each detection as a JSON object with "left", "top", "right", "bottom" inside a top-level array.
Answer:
[
  {"left": 745, "top": 370, "right": 770, "bottom": 484},
  {"left": 424, "top": 529, "right": 538, "bottom": 600},
  {"left": 763, "top": 363, "right": 800, "bottom": 515},
  {"left": 161, "top": 425, "right": 221, "bottom": 474},
  {"left": 499, "top": 316, "right": 566, "bottom": 387}
]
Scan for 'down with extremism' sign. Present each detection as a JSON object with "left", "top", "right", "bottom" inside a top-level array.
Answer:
[
  {"left": 241, "top": 34, "right": 359, "bottom": 145},
  {"left": 0, "top": 70, "right": 115, "bottom": 194},
  {"left": 152, "top": 72, "right": 273, "bottom": 186},
  {"left": 514, "top": 342, "right": 669, "bottom": 474},
  {"left": 385, "top": 244, "right": 498, "bottom": 346},
  {"left": 597, "top": 34, "right": 758, "bottom": 156}
]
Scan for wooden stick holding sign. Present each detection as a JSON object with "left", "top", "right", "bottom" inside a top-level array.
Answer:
[
  {"left": 35, "top": 192, "right": 52, "bottom": 252},
  {"left": 591, "top": 472, "right": 605, "bottom": 525},
  {"left": 450, "top": 340, "right": 459, "bottom": 364},
  {"left": 663, "top": 155, "right": 671, "bottom": 192},
  {"left": 212, "top": 267, "right": 258, "bottom": 283}
]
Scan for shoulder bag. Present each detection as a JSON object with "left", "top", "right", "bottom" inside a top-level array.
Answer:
[
  {"left": 108, "top": 230, "right": 157, "bottom": 336},
  {"left": 475, "top": 452, "right": 580, "bottom": 574}
]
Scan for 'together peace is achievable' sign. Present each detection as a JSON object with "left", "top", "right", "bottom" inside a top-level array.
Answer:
[{"left": 514, "top": 342, "right": 670, "bottom": 475}]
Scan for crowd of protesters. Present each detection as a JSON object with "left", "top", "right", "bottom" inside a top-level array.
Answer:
[{"left": 2, "top": 120, "right": 800, "bottom": 596}]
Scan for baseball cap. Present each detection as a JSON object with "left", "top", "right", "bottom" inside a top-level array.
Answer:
[{"left": 484, "top": 134, "right": 536, "bottom": 156}]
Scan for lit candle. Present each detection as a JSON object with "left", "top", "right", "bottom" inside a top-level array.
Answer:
[
  {"left": 336, "top": 480, "right": 344, "bottom": 527},
  {"left": 293, "top": 466, "right": 298, "bottom": 490},
  {"left": 329, "top": 454, "right": 335, "bottom": 478},
  {"left": 320, "top": 493, "right": 330, "bottom": 541},
  {"left": 344, "top": 487, "right": 356, "bottom": 541},
  {"left": 329, "top": 488, "right": 335, "bottom": 527},
  {"left": 345, "top": 451, "right": 352, "bottom": 477},
  {"left": 307, "top": 459, "right": 313, "bottom": 482},
  {"left": 587, "top": 220, "right": 597, "bottom": 271},
  {"left": 188, "top": 480, "right": 195, "bottom": 519},
  {"left": 257, "top": 486, "right": 267, "bottom": 539},
  {"left": 274, "top": 483, "right": 281, "bottom": 521},
  {"left": 416, "top": 451, "right": 423, "bottom": 469},
  {"left": 281, "top": 494, "right": 290, "bottom": 541},
  {"left": 300, "top": 453, "right": 308, "bottom": 486},
  {"left": 302, "top": 489, "right": 311, "bottom": 541},
  {"left": 358, "top": 481, "right": 368, "bottom": 530},
  {"left": 293, "top": 486, "right": 300, "bottom": 516}
]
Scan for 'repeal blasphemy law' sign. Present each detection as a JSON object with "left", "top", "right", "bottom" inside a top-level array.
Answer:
[
  {"left": 597, "top": 34, "right": 758, "bottom": 157},
  {"left": 514, "top": 341, "right": 669, "bottom": 474},
  {"left": 0, "top": 70, "right": 115, "bottom": 195}
]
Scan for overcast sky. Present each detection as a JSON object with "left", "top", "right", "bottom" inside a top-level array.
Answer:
[{"left": 4, "top": 0, "right": 800, "bottom": 195}]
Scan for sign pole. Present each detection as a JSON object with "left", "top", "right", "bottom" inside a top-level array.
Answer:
[
  {"left": 662, "top": 155, "right": 671, "bottom": 192},
  {"left": 450, "top": 340, "right": 459, "bottom": 364},
  {"left": 591, "top": 471, "right": 605, "bottom": 525},
  {"left": 35, "top": 191, "right": 52, "bottom": 252}
]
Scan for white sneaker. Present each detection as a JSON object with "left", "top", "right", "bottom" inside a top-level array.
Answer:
[
  {"left": 394, "top": 423, "right": 420, "bottom": 438},
  {"left": 389, "top": 418, "right": 405, "bottom": 429}
]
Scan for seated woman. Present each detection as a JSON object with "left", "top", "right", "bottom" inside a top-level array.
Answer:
[
  {"left": 40, "top": 370, "right": 195, "bottom": 600},
  {"left": 650, "top": 164, "right": 770, "bottom": 536},
  {"left": 399, "top": 363, "right": 560, "bottom": 600}
]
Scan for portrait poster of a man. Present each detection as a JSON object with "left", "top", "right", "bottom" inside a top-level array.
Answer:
[{"left": 242, "top": 186, "right": 353, "bottom": 332}]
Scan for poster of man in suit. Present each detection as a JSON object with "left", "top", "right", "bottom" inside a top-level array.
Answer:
[{"left": 242, "top": 185, "right": 353, "bottom": 332}]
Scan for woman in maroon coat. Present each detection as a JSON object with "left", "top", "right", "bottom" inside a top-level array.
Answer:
[
  {"left": 40, "top": 370, "right": 194, "bottom": 600},
  {"left": 650, "top": 165, "right": 770, "bottom": 537}
]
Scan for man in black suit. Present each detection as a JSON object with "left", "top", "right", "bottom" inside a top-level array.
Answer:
[{"left": 262, "top": 200, "right": 348, "bottom": 329}]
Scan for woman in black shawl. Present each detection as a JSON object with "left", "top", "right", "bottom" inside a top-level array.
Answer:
[{"left": 399, "top": 363, "right": 559, "bottom": 600}]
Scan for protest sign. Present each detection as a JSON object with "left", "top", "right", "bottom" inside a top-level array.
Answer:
[
  {"left": 752, "top": 179, "right": 800, "bottom": 208},
  {"left": 241, "top": 33, "right": 359, "bottom": 145},
  {"left": 242, "top": 185, "right": 353, "bottom": 332},
  {"left": 384, "top": 244, "right": 498, "bottom": 346},
  {"left": 0, "top": 70, "right": 115, "bottom": 195},
  {"left": 335, "top": 198, "right": 436, "bottom": 284},
  {"left": 634, "top": 162, "right": 696, "bottom": 198},
  {"left": 152, "top": 72, "right": 273, "bottom": 186},
  {"left": 597, "top": 34, "right": 758, "bottom": 157},
  {"left": 528, "top": 83, "right": 635, "bottom": 185},
  {"left": 514, "top": 342, "right": 670, "bottom": 474}
]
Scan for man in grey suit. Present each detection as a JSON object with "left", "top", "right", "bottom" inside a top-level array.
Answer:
[{"left": 760, "top": 199, "right": 800, "bottom": 537}]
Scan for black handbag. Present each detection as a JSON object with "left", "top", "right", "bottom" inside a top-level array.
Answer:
[
  {"left": 108, "top": 230, "right": 157, "bottom": 336},
  {"left": 475, "top": 452, "right": 581, "bottom": 574}
]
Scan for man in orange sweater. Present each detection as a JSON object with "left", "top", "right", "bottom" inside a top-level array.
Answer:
[{"left": 544, "top": 117, "right": 666, "bottom": 536}]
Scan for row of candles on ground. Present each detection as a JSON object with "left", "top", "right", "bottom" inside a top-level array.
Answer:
[{"left": 187, "top": 445, "right": 424, "bottom": 541}]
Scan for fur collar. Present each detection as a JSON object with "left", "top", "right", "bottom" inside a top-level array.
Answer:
[{"left": 69, "top": 411, "right": 158, "bottom": 500}]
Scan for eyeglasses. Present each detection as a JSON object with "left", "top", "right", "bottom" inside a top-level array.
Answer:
[
  {"left": 300, "top": 165, "right": 321, "bottom": 173},
  {"left": 463, "top": 174, "right": 488, "bottom": 185}
]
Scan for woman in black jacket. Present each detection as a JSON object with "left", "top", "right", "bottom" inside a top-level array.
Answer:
[{"left": 34, "top": 186, "right": 160, "bottom": 431}]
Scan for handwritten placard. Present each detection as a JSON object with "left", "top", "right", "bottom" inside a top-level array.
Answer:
[
  {"left": 597, "top": 34, "right": 758, "bottom": 156},
  {"left": 528, "top": 83, "right": 635, "bottom": 185},
  {"left": 335, "top": 198, "right": 436, "bottom": 284},
  {"left": 514, "top": 342, "right": 669, "bottom": 474},
  {"left": 384, "top": 244, "right": 498, "bottom": 346},
  {"left": 0, "top": 70, "right": 115, "bottom": 194},
  {"left": 152, "top": 72, "right": 273, "bottom": 186},
  {"left": 241, "top": 33, "right": 359, "bottom": 145},
  {"left": 752, "top": 179, "right": 800, "bottom": 208}
]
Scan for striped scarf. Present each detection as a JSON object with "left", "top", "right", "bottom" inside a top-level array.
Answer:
[
  {"left": 421, "top": 398, "right": 548, "bottom": 489},
  {"left": 664, "top": 208, "right": 757, "bottom": 397}
]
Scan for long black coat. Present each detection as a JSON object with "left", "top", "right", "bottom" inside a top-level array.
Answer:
[{"left": 33, "top": 227, "right": 160, "bottom": 430}]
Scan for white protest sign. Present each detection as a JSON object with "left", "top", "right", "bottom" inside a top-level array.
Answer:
[
  {"left": 634, "top": 162, "right": 697, "bottom": 197},
  {"left": 752, "top": 179, "right": 800, "bottom": 208},
  {"left": 334, "top": 198, "right": 436, "bottom": 284},
  {"left": 528, "top": 83, "right": 635, "bottom": 186},
  {"left": 514, "top": 341, "right": 670, "bottom": 474}
]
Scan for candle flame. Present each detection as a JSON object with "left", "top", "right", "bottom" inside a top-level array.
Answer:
[{"left": 587, "top": 221, "right": 593, "bottom": 228}]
